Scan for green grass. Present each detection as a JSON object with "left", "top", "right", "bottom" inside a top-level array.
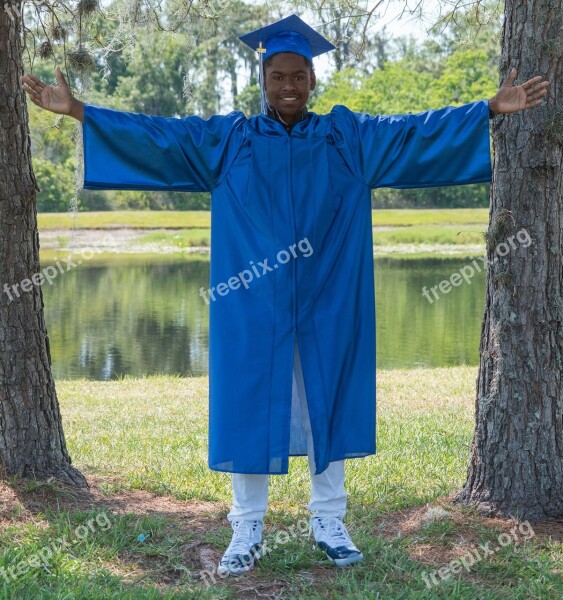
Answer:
[
  {"left": 37, "top": 210, "right": 212, "bottom": 230},
  {"left": 38, "top": 250, "right": 209, "bottom": 266},
  {"left": 131, "top": 225, "right": 485, "bottom": 251},
  {"left": 38, "top": 208, "right": 490, "bottom": 231},
  {"left": 136, "top": 229, "right": 211, "bottom": 247},
  {"left": 37, "top": 209, "right": 493, "bottom": 261},
  {"left": 1, "top": 367, "right": 560, "bottom": 598},
  {"left": 371, "top": 208, "right": 489, "bottom": 227},
  {"left": 373, "top": 224, "right": 486, "bottom": 246}
]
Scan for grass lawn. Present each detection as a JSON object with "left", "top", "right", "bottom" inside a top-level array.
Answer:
[
  {"left": 37, "top": 209, "right": 492, "bottom": 261},
  {"left": 131, "top": 223, "right": 487, "bottom": 251},
  {"left": 37, "top": 208, "right": 490, "bottom": 231},
  {"left": 1, "top": 367, "right": 560, "bottom": 599},
  {"left": 37, "top": 211, "right": 213, "bottom": 230}
]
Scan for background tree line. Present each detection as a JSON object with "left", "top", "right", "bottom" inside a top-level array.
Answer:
[{"left": 27, "top": 0, "right": 502, "bottom": 212}]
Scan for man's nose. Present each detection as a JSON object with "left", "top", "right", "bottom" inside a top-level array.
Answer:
[{"left": 282, "top": 79, "right": 297, "bottom": 92}]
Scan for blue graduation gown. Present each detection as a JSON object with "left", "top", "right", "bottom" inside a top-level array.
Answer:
[{"left": 82, "top": 100, "right": 491, "bottom": 475}]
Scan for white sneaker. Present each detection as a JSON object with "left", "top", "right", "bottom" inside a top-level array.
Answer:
[
  {"left": 217, "top": 519, "right": 264, "bottom": 576},
  {"left": 310, "top": 516, "right": 364, "bottom": 567}
]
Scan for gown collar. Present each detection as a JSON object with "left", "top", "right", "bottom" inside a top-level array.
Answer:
[
  {"left": 249, "top": 104, "right": 319, "bottom": 138},
  {"left": 265, "top": 103, "right": 309, "bottom": 133}
]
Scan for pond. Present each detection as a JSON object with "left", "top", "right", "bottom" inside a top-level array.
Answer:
[{"left": 43, "top": 257, "right": 486, "bottom": 380}]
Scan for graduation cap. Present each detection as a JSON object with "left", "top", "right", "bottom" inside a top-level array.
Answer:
[{"left": 239, "top": 14, "right": 336, "bottom": 114}]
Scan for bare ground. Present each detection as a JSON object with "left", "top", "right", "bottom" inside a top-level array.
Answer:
[{"left": 1, "top": 477, "right": 560, "bottom": 597}]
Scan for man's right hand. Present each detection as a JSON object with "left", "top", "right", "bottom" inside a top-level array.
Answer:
[{"left": 20, "top": 67, "right": 84, "bottom": 122}]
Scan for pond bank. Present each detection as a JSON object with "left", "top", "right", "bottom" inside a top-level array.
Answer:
[{"left": 39, "top": 227, "right": 486, "bottom": 262}]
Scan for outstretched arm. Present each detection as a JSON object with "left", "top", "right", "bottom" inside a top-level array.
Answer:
[
  {"left": 20, "top": 67, "right": 84, "bottom": 122},
  {"left": 488, "top": 68, "right": 549, "bottom": 115},
  {"left": 20, "top": 66, "right": 245, "bottom": 192},
  {"left": 337, "top": 68, "right": 550, "bottom": 189}
]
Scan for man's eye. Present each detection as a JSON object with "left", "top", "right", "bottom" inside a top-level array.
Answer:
[{"left": 296, "top": 76, "right": 305, "bottom": 80}]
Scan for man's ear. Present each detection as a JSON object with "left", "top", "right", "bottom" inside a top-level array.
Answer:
[{"left": 310, "top": 70, "right": 317, "bottom": 91}]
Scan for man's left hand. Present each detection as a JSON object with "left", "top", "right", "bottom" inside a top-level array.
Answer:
[{"left": 489, "top": 68, "right": 549, "bottom": 115}]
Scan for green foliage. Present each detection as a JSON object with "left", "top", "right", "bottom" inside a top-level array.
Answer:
[
  {"left": 311, "top": 44, "right": 498, "bottom": 208},
  {"left": 34, "top": 158, "right": 76, "bottom": 212},
  {"left": 371, "top": 181, "right": 491, "bottom": 209},
  {"left": 430, "top": 49, "right": 498, "bottom": 106},
  {"left": 312, "top": 48, "right": 497, "bottom": 116},
  {"left": 236, "top": 83, "right": 261, "bottom": 117},
  {"left": 430, "top": 0, "right": 503, "bottom": 63},
  {"left": 107, "top": 32, "right": 188, "bottom": 117},
  {"left": 28, "top": 2, "right": 502, "bottom": 212}
]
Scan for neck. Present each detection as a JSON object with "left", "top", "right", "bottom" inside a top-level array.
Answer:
[{"left": 266, "top": 104, "right": 308, "bottom": 131}]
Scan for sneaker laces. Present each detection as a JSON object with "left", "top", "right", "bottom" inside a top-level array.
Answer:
[
  {"left": 312, "top": 517, "right": 358, "bottom": 550},
  {"left": 226, "top": 519, "right": 260, "bottom": 555}
]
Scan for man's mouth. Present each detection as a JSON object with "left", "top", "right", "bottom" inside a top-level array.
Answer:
[{"left": 280, "top": 96, "right": 299, "bottom": 103}]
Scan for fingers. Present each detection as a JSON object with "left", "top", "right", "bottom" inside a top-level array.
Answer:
[
  {"left": 524, "top": 84, "right": 548, "bottom": 109},
  {"left": 20, "top": 74, "right": 43, "bottom": 91},
  {"left": 503, "top": 67, "right": 517, "bottom": 86},
  {"left": 525, "top": 98, "right": 545, "bottom": 109},
  {"left": 21, "top": 82, "right": 43, "bottom": 107},
  {"left": 20, "top": 72, "right": 45, "bottom": 88},
  {"left": 20, "top": 77, "right": 44, "bottom": 102},
  {"left": 525, "top": 82, "right": 549, "bottom": 103},
  {"left": 55, "top": 66, "right": 68, "bottom": 87},
  {"left": 19, "top": 73, "right": 47, "bottom": 107},
  {"left": 526, "top": 88, "right": 548, "bottom": 107},
  {"left": 529, "top": 86, "right": 548, "bottom": 99},
  {"left": 522, "top": 76, "right": 547, "bottom": 89}
]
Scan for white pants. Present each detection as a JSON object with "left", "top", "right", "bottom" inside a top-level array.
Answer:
[{"left": 228, "top": 338, "right": 347, "bottom": 523}]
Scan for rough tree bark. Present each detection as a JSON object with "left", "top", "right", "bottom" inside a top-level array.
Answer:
[
  {"left": 0, "top": 3, "right": 86, "bottom": 486},
  {"left": 456, "top": 0, "right": 563, "bottom": 520}
]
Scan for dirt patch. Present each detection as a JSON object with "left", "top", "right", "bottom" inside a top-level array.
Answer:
[
  {"left": 0, "top": 475, "right": 334, "bottom": 597},
  {"left": 39, "top": 228, "right": 146, "bottom": 248},
  {"left": 38, "top": 229, "right": 210, "bottom": 255},
  {"left": 1, "top": 474, "right": 219, "bottom": 522},
  {"left": 0, "top": 475, "right": 226, "bottom": 586},
  {"left": 372, "top": 497, "right": 563, "bottom": 569}
]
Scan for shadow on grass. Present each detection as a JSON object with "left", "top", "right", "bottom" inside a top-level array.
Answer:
[
  {"left": 0, "top": 474, "right": 339, "bottom": 599},
  {"left": 0, "top": 476, "right": 561, "bottom": 599}
]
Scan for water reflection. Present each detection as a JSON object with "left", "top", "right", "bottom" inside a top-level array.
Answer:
[{"left": 43, "top": 257, "right": 486, "bottom": 380}]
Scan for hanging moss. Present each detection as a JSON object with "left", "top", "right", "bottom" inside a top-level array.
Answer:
[
  {"left": 484, "top": 209, "right": 513, "bottom": 254},
  {"left": 49, "top": 24, "right": 68, "bottom": 42},
  {"left": 67, "top": 47, "right": 96, "bottom": 73},
  {"left": 493, "top": 269, "right": 513, "bottom": 286},
  {"left": 39, "top": 41, "right": 54, "bottom": 59},
  {"left": 546, "top": 106, "right": 563, "bottom": 146},
  {"left": 540, "top": 39, "right": 562, "bottom": 59},
  {"left": 549, "top": 296, "right": 563, "bottom": 322},
  {"left": 77, "top": 0, "right": 99, "bottom": 16}
]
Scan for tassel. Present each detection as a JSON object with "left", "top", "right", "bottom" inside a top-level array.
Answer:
[{"left": 257, "top": 41, "right": 267, "bottom": 114}]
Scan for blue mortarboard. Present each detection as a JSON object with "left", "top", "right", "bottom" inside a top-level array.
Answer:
[{"left": 239, "top": 14, "right": 336, "bottom": 114}]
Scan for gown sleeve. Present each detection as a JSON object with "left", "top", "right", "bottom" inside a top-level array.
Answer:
[
  {"left": 82, "top": 105, "right": 246, "bottom": 192},
  {"left": 331, "top": 99, "right": 492, "bottom": 189}
]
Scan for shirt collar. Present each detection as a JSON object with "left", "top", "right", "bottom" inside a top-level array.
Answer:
[{"left": 266, "top": 103, "right": 309, "bottom": 132}]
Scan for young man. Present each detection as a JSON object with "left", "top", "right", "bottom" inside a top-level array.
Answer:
[{"left": 21, "top": 14, "right": 548, "bottom": 577}]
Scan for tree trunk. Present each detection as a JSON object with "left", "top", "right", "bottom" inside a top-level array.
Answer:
[
  {"left": 456, "top": 0, "right": 562, "bottom": 520},
  {"left": 0, "top": 3, "right": 86, "bottom": 486}
]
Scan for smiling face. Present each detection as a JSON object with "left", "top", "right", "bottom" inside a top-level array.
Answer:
[{"left": 263, "top": 52, "right": 316, "bottom": 125}]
